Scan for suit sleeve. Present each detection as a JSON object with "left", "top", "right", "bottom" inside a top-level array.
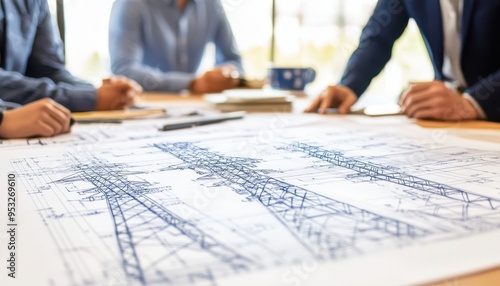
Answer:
[
  {"left": 466, "top": 69, "right": 500, "bottom": 122},
  {"left": 212, "top": 0, "right": 243, "bottom": 73},
  {"left": 340, "top": 0, "right": 410, "bottom": 97},
  {"left": 0, "top": 99, "right": 4, "bottom": 125},
  {"left": 0, "top": 0, "right": 97, "bottom": 112},
  {"left": 109, "top": 0, "right": 195, "bottom": 92}
]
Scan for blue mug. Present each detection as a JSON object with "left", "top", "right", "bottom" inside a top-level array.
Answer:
[{"left": 268, "top": 67, "right": 316, "bottom": 91}]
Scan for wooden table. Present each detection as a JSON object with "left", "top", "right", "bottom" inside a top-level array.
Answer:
[
  {"left": 416, "top": 119, "right": 500, "bottom": 130},
  {"left": 141, "top": 92, "right": 500, "bottom": 285},
  {"left": 141, "top": 92, "right": 500, "bottom": 129},
  {"left": 140, "top": 92, "right": 205, "bottom": 103}
]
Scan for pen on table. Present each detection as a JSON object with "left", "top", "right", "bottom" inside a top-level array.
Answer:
[
  {"left": 75, "top": 119, "right": 123, "bottom": 124},
  {"left": 158, "top": 111, "right": 245, "bottom": 132},
  {"left": 159, "top": 118, "right": 227, "bottom": 131}
]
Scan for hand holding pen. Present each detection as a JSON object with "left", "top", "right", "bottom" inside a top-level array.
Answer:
[
  {"left": 399, "top": 80, "right": 479, "bottom": 120},
  {"left": 0, "top": 98, "right": 72, "bottom": 138}
]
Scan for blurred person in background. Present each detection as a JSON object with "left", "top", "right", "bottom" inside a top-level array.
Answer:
[{"left": 109, "top": 0, "right": 243, "bottom": 94}]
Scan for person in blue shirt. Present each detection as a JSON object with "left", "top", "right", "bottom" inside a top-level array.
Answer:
[
  {"left": 0, "top": 0, "right": 141, "bottom": 112},
  {"left": 109, "top": 0, "right": 243, "bottom": 94},
  {"left": 0, "top": 98, "right": 72, "bottom": 138},
  {"left": 306, "top": 0, "right": 500, "bottom": 122}
]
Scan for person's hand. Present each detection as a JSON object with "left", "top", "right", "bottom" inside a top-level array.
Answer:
[
  {"left": 400, "top": 80, "right": 479, "bottom": 120},
  {"left": 218, "top": 64, "right": 241, "bottom": 79},
  {"left": 190, "top": 68, "right": 239, "bottom": 94},
  {"left": 305, "top": 85, "right": 357, "bottom": 114},
  {"left": 0, "top": 98, "right": 72, "bottom": 139},
  {"left": 96, "top": 76, "right": 143, "bottom": 110}
]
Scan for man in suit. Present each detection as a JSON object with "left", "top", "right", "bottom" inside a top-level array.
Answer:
[
  {"left": 306, "top": 0, "right": 500, "bottom": 122},
  {"left": 109, "top": 0, "right": 242, "bottom": 93},
  {"left": 0, "top": 0, "right": 141, "bottom": 112}
]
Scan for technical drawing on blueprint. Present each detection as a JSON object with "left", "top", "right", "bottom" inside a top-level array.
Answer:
[
  {"left": 2, "top": 123, "right": 500, "bottom": 286},
  {"left": 0, "top": 121, "right": 164, "bottom": 149}
]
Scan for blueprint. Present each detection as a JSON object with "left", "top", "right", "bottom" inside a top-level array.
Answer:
[
  {"left": 1, "top": 116, "right": 500, "bottom": 285},
  {"left": 0, "top": 113, "right": 321, "bottom": 149},
  {"left": 0, "top": 122, "right": 161, "bottom": 149}
]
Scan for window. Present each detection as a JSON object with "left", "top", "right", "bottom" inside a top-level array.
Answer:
[
  {"left": 270, "top": 0, "right": 433, "bottom": 102},
  {"left": 49, "top": 0, "right": 115, "bottom": 85}
]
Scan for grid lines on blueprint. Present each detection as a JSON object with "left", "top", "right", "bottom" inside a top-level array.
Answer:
[{"left": 10, "top": 128, "right": 500, "bottom": 285}]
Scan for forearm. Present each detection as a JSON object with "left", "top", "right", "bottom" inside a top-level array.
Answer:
[
  {"left": 112, "top": 63, "right": 195, "bottom": 92},
  {"left": 465, "top": 69, "right": 500, "bottom": 122},
  {"left": 0, "top": 71, "right": 97, "bottom": 112},
  {"left": 339, "top": 0, "right": 409, "bottom": 96},
  {"left": 215, "top": 60, "right": 243, "bottom": 75},
  {"left": 37, "top": 68, "right": 95, "bottom": 89}
]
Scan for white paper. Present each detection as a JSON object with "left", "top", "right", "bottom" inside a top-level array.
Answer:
[{"left": 1, "top": 115, "right": 500, "bottom": 286}]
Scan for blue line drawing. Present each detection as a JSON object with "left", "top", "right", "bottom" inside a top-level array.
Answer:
[
  {"left": 153, "top": 142, "right": 432, "bottom": 260},
  {"left": 277, "top": 142, "right": 500, "bottom": 233},
  {"left": 280, "top": 142, "right": 500, "bottom": 209},
  {"left": 9, "top": 133, "right": 500, "bottom": 285},
  {"left": 0, "top": 124, "right": 164, "bottom": 149},
  {"left": 56, "top": 152, "right": 254, "bottom": 285}
]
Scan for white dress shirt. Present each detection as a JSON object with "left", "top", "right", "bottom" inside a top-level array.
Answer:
[{"left": 439, "top": 0, "right": 486, "bottom": 118}]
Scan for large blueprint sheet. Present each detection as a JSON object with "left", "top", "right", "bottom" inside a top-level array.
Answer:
[{"left": 1, "top": 115, "right": 500, "bottom": 285}]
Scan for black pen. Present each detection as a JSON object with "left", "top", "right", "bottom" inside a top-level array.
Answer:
[
  {"left": 75, "top": 119, "right": 123, "bottom": 124},
  {"left": 158, "top": 111, "right": 245, "bottom": 131}
]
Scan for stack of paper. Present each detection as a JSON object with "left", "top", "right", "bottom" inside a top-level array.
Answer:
[
  {"left": 72, "top": 108, "right": 166, "bottom": 122},
  {"left": 204, "top": 89, "right": 293, "bottom": 112}
]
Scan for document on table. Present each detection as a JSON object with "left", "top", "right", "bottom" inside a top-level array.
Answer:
[
  {"left": 72, "top": 108, "right": 166, "bottom": 121},
  {"left": 1, "top": 115, "right": 500, "bottom": 286}
]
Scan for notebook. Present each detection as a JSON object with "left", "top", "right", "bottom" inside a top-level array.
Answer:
[{"left": 205, "top": 89, "right": 294, "bottom": 112}]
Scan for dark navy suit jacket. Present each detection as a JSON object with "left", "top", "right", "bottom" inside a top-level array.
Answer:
[
  {"left": 0, "top": 99, "right": 4, "bottom": 125},
  {"left": 0, "top": 0, "right": 97, "bottom": 112},
  {"left": 340, "top": 0, "right": 500, "bottom": 122}
]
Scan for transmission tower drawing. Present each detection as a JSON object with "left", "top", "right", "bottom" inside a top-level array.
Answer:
[
  {"left": 153, "top": 142, "right": 432, "bottom": 261},
  {"left": 280, "top": 142, "right": 500, "bottom": 231},
  {"left": 49, "top": 152, "right": 254, "bottom": 285},
  {"left": 11, "top": 139, "right": 500, "bottom": 286}
]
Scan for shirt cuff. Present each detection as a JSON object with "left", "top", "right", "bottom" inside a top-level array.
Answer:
[
  {"left": 65, "top": 89, "right": 98, "bottom": 112},
  {"left": 170, "top": 74, "right": 196, "bottom": 92},
  {"left": 139, "top": 73, "right": 195, "bottom": 92},
  {"left": 463, "top": 93, "right": 487, "bottom": 120}
]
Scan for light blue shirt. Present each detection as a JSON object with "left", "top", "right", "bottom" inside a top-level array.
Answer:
[
  {"left": 109, "top": 0, "right": 243, "bottom": 92},
  {"left": 0, "top": 0, "right": 98, "bottom": 112}
]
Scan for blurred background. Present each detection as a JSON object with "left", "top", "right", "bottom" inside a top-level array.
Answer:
[{"left": 48, "top": 0, "right": 434, "bottom": 103}]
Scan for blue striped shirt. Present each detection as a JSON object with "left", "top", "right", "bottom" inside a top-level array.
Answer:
[{"left": 109, "top": 0, "right": 243, "bottom": 92}]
